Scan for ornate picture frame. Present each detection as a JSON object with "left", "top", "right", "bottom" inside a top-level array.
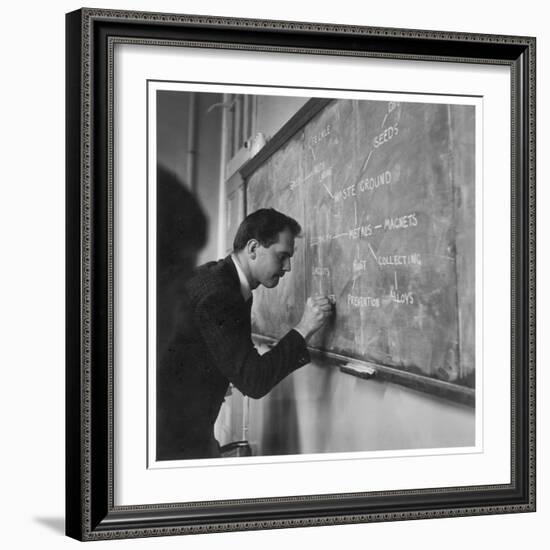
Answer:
[{"left": 66, "top": 8, "right": 536, "bottom": 541}]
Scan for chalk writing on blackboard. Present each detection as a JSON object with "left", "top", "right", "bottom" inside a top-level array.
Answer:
[{"left": 248, "top": 97, "right": 475, "bottom": 392}]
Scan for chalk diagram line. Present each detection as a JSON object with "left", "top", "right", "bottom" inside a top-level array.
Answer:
[
  {"left": 310, "top": 102, "right": 409, "bottom": 312},
  {"left": 323, "top": 183, "right": 334, "bottom": 199},
  {"left": 320, "top": 101, "right": 397, "bottom": 202}
]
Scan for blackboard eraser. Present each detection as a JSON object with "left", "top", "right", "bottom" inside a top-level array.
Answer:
[{"left": 340, "top": 363, "right": 376, "bottom": 380}]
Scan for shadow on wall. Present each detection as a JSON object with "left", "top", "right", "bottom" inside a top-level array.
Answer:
[
  {"left": 156, "top": 164, "right": 208, "bottom": 358},
  {"left": 34, "top": 517, "right": 65, "bottom": 535},
  {"left": 258, "top": 375, "right": 301, "bottom": 455},
  {"left": 156, "top": 164, "right": 208, "bottom": 460}
]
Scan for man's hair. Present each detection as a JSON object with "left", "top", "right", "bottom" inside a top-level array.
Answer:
[{"left": 233, "top": 208, "right": 302, "bottom": 251}]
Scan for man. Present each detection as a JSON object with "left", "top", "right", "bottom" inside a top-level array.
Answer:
[{"left": 157, "top": 208, "right": 333, "bottom": 460}]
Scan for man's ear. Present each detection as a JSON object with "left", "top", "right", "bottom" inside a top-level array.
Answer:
[{"left": 246, "top": 239, "right": 259, "bottom": 259}]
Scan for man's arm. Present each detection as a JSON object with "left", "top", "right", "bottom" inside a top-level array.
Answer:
[{"left": 195, "top": 293, "right": 332, "bottom": 399}]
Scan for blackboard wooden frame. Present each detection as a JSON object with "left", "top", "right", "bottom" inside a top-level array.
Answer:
[{"left": 66, "top": 7, "right": 536, "bottom": 541}]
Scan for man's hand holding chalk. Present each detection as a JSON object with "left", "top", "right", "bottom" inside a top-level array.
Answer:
[{"left": 294, "top": 296, "right": 334, "bottom": 342}]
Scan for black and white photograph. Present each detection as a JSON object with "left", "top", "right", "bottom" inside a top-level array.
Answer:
[{"left": 151, "top": 86, "right": 478, "bottom": 464}]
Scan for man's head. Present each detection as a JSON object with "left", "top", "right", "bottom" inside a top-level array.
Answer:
[{"left": 233, "top": 208, "right": 302, "bottom": 289}]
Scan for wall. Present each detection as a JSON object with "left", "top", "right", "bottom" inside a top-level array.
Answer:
[
  {"left": 157, "top": 91, "right": 190, "bottom": 183},
  {"left": 157, "top": 91, "right": 223, "bottom": 265},
  {"left": 1, "top": 1, "right": 546, "bottom": 550},
  {"left": 256, "top": 95, "right": 309, "bottom": 141},
  {"left": 249, "top": 360, "right": 473, "bottom": 456}
]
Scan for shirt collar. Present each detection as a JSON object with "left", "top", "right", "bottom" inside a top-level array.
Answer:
[{"left": 231, "top": 254, "right": 252, "bottom": 302}]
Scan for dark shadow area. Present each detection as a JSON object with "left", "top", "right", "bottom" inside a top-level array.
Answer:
[
  {"left": 260, "top": 378, "right": 300, "bottom": 455},
  {"left": 156, "top": 164, "right": 208, "bottom": 461},
  {"left": 34, "top": 516, "right": 65, "bottom": 535}
]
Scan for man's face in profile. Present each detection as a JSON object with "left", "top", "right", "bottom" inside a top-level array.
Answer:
[{"left": 252, "top": 228, "right": 295, "bottom": 289}]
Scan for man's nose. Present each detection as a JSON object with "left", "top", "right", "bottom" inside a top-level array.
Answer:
[{"left": 283, "top": 258, "right": 291, "bottom": 272}]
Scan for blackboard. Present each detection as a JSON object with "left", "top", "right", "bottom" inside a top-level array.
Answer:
[{"left": 245, "top": 97, "right": 475, "bottom": 396}]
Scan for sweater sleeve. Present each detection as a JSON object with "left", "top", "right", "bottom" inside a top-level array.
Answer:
[{"left": 195, "top": 290, "right": 310, "bottom": 398}]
